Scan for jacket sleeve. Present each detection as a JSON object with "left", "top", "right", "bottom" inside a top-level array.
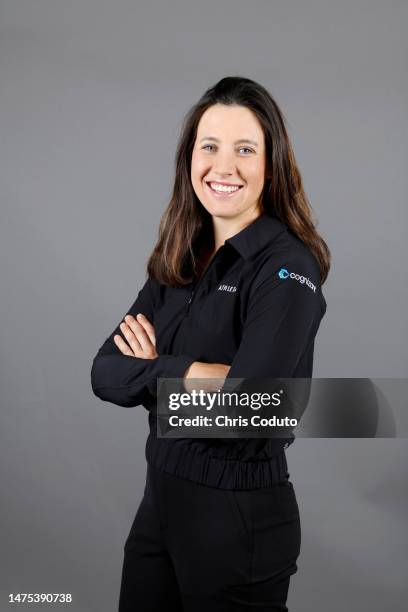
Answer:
[
  {"left": 90, "top": 277, "right": 196, "bottom": 408},
  {"left": 218, "top": 256, "right": 326, "bottom": 445},
  {"left": 224, "top": 256, "right": 326, "bottom": 381}
]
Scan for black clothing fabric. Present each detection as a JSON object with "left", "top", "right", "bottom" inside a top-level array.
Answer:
[
  {"left": 118, "top": 463, "right": 301, "bottom": 612},
  {"left": 91, "top": 212, "right": 327, "bottom": 489}
]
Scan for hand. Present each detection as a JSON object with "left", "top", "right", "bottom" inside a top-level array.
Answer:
[
  {"left": 183, "top": 361, "right": 231, "bottom": 393},
  {"left": 185, "top": 362, "right": 231, "bottom": 379},
  {"left": 114, "top": 313, "right": 158, "bottom": 359}
]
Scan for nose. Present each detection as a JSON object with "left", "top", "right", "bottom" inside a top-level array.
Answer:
[{"left": 211, "top": 149, "right": 237, "bottom": 177}]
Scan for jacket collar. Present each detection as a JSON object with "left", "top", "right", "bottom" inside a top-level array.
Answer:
[{"left": 224, "top": 211, "right": 287, "bottom": 260}]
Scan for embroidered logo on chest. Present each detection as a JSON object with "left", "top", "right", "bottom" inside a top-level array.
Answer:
[{"left": 217, "top": 284, "right": 238, "bottom": 293}]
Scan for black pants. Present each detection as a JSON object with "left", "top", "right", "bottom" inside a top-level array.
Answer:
[{"left": 118, "top": 464, "right": 301, "bottom": 612}]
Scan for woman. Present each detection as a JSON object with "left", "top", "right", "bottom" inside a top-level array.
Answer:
[{"left": 91, "top": 76, "right": 330, "bottom": 612}]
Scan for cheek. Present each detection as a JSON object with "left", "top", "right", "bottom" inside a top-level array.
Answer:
[
  {"left": 191, "top": 152, "right": 207, "bottom": 181},
  {"left": 246, "top": 163, "right": 266, "bottom": 190}
]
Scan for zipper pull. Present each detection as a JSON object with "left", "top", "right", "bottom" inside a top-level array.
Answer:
[{"left": 188, "top": 290, "right": 195, "bottom": 304}]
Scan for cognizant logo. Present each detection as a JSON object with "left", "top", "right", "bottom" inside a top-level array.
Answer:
[{"left": 278, "top": 268, "right": 316, "bottom": 292}]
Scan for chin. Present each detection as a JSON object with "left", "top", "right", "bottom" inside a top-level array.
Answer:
[{"left": 202, "top": 202, "right": 243, "bottom": 218}]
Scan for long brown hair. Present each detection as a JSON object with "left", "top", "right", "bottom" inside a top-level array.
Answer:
[{"left": 147, "top": 76, "right": 331, "bottom": 286}]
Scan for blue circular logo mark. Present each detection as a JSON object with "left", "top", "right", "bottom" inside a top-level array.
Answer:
[{"left": 278, "top": 268, "right": 289, "bottom": 279}]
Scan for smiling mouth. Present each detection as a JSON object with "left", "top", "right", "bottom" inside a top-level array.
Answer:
[{"left": 205, "top": 181, "right": 244, "bottom": 194}]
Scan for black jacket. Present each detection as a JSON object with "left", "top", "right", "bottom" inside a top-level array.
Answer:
[{"left": 91, "top": 212, "right": 327, "bottom": 489}]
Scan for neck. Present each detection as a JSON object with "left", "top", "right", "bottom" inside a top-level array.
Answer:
[{"left": 212, "top": 205, "right": 263, "bottom": 251}]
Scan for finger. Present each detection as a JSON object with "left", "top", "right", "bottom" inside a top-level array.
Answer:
[
  {"left": 120, "top": 321, "right": 143, "bottom": 357},
  {"left": 135, "top": 313, "right": 156, "bottom": 346},
  {"left": 123, "top": 316, "right": 154, "bottom": 356},
  {"left": 114, "top": 333, "right": 135, "bottom": 357}
]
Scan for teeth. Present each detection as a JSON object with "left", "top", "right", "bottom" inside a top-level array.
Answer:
[{"left": 209, "top": 182, "right": 241, "bottom": 193}]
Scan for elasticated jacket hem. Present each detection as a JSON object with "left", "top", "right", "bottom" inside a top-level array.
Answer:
[{"left": 145, "top": 435, "right": 289, "bottom": 490}]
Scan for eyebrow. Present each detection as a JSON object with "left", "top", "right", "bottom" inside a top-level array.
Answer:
[{"left": 199, "top": 136, "right": 259, "bottom": 147}]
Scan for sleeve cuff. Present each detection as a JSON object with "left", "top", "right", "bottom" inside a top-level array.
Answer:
[{"left": 159, "top": 354, "right": 196, "bottom": 380}]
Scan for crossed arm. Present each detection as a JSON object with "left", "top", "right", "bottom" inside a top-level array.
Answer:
[
  {"left": 91, "top": 260, "right": 324, "bottom": 408},
  {"left": 113, "top": 312, "right": 231, "bottom": 385}
]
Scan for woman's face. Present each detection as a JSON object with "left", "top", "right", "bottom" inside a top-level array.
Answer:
[{"left": 191, "top": 103, "right": 267, "bottom": 221}]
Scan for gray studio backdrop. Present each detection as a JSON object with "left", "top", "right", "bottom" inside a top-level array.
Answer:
[{"left": 1, "top": 1, "right": 407, "bottom": 611}]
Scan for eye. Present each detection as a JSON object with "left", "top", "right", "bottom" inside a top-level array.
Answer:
[{"left": 201, "top": 145, "right": 254, "bottom": 154}]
